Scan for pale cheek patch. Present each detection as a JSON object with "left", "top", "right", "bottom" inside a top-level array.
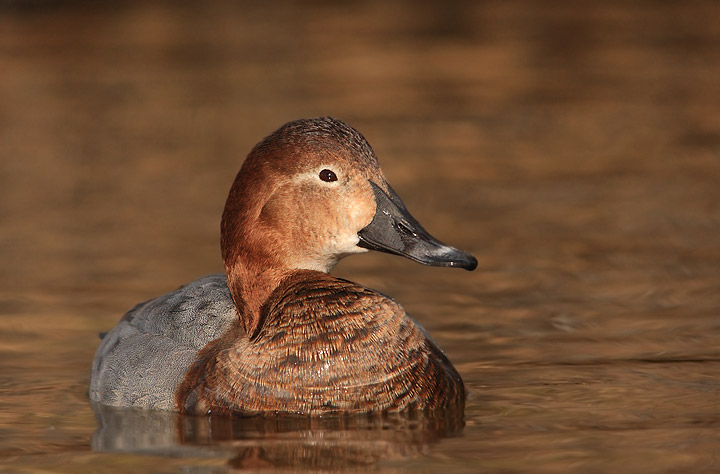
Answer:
[
  {"left": 345, "top": 196, "right": 374, "bottom": 229},
  {"left": 286, "top": 170, "right": 376, "bottom": 271},
  {"left": 327, "top": 189, "right": 375, "bottom": 257}
]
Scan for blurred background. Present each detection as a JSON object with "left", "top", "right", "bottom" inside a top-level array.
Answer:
[{"left": 1, "top": 1, "right": 719, "bottom": 472}]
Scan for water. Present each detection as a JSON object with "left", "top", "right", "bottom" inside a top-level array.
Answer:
[{"left": 1, "top": 1, "right": 720, "bottom": 472}]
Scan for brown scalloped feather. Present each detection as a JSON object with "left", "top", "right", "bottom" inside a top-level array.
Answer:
[{"left": 176, "top": 270, "right": 464, "bottom": 416}]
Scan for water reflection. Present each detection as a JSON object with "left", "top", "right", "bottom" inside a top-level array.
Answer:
[{"left": 91, "top": 403, "right": 464, "bottom": 469}]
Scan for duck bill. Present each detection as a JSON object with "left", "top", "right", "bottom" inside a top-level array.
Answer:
[{"left": 358, "top": 182, "right": 478, "bottom": 271}]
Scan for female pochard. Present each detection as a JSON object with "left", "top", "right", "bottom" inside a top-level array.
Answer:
[{"left": 90, "top": 117, "right": 477, "bottom": 416}]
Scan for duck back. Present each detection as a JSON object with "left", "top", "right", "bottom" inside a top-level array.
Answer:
[{"left": 89, "top": 275, "right": 236, "bottom": 410}]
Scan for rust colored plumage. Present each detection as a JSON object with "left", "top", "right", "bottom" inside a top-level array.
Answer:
[{"left": 176, "top": 271, "right": 464, "bottom": 416}]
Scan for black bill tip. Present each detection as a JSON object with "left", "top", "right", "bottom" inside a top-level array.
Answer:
[{"left": 435, "top": 247, "right": 478, "bottom": 271}]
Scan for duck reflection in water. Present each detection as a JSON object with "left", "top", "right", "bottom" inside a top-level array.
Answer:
[
  {"left": 91, "top": 403, "right": 465, "bottom": 469},
  {"left": 90, "top": 117, "right": 476, "bottom": 417}
]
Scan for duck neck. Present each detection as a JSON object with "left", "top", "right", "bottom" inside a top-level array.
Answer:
[{"left": 225, "top": 255, "right": 291, "bottom": 338}]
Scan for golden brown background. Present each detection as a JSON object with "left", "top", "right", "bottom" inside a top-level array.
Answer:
[{"left": 1, "top": 1, "right": 719, "bottom": 472}]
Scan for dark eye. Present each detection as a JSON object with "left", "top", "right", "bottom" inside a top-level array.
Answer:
[{"left": 319, "top": 169, "right": 338, "bottom": 182}]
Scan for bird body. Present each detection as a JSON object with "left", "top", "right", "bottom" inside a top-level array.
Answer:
[{"left": 90, "top": 117, "right": 476, "bottom": 415}]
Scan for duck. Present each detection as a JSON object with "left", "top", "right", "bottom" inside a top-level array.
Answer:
[{"left": 90, "top": 117, "right": 477, "bottom": 416}]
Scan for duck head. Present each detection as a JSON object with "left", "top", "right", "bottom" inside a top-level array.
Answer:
[{"left": 221, "top": 117, "right": 477, "bottom": 335}]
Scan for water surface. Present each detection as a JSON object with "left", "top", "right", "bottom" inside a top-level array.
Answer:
[{"left": 1, "top": 1, "right": 719, "bottom": 472}]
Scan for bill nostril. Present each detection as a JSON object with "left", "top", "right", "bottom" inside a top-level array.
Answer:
[{"left": 395, "top": 220, "right": 417, "bottom": 237}]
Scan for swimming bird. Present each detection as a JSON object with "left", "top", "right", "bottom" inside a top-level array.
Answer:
[{"left": 90, "top": 117, "right": 477, "bottom": 416}]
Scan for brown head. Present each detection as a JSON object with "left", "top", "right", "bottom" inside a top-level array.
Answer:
[{"left": 221, "top": 117, "right": 476, "bottom": 336}]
